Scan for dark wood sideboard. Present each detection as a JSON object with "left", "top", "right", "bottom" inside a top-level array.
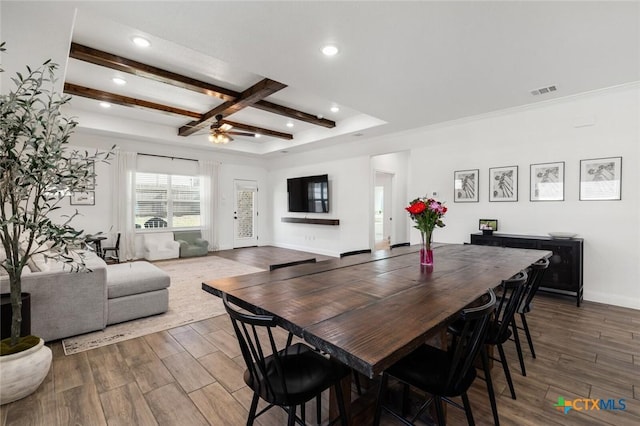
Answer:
[{"left": 470, "top": 233, "right": 584, "bottom": 307}]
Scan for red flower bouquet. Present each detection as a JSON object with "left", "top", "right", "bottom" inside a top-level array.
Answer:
[{"left": 405, "top": 197, "right": 447, "bottom": 251}]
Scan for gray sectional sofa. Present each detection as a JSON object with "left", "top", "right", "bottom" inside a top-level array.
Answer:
[{"left": 0, "top": 252, "right": 170, "bottom": 342}]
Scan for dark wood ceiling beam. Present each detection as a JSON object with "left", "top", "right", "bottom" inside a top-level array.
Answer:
[
  {"left": 221, "top": 119, "right": 293, "bottom": 140},
  {"left": 253, "top": 100, "right": 336, "bottom": 128},
  {"left": 178, "top": 79, "right": 287, "bottom": 136},
  {"left": 69, "top": 43, "right": 238, "bottom": 101},
  {"left": 70, "top": 43, "right": 336, "bottom": 129},
  {"left": 64, "top": 83, "right": 202, "bottom": 119}
]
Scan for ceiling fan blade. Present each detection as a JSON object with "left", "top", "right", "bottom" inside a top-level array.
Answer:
[
  {"left": 227, "top": 131, "right": 258, "bottom": 137},
  {"left": 220, "top": 123, "right": 233, "bottom": 132}
]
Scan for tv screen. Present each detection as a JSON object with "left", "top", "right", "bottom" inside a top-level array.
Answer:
[{"left": 287, "top": 174, "right": 329, "bottom": 213}]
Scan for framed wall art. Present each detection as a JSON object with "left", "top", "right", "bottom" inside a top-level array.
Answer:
[
  {"left": 70, "top": 191, "right": 95, "bottom": 206},
  {"left": 489, "top": 165, "right": 518, "bottom": 202},
  {"left": 453, "top": 169, "right": 479, "bottom": 202},
  {"left": 530, "top": 161, "right": 564, "bottom": 201},
  {"left": 579, "top": 156, "right": 622, "bottom": 201}
]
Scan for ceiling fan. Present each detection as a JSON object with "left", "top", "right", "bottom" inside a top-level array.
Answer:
[{"left": 208, "top": 114, "right": 259, "bottom": 144}]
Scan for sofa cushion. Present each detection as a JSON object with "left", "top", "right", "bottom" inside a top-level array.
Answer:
[{"left": 107, "top": 261, "right": 170, "bottom": 299}]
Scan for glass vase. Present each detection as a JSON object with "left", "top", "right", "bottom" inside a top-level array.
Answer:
[
  {"left": 420, "top": 247, "right": 434, "bottom": 266},
  {"left": 420, "top": 231, "right": 434, "bottom": 267}
]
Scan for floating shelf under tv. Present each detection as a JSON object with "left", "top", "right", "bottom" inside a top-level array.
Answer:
[{"left": 281, "top": 217, "right": 340, "bottom": 226}]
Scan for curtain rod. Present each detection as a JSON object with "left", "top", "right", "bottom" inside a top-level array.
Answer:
[{"left": 138, "top": 153, "right": 198, "bottom": 162}]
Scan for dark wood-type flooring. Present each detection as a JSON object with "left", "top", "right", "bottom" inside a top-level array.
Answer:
[{"left": 1, "top": 246, "right": 639, "bottom": 425}]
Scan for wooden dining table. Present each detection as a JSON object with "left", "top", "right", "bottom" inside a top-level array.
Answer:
[{"left": 202, "top": 243, "right": 551, "bottom": 422}]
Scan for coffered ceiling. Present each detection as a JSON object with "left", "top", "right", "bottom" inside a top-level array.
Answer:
[{"left": 2, "top": 1, "right": 639, "bottom": 157}]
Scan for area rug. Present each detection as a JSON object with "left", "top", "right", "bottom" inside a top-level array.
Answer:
[{"left": 62, "top": 256, "right": 264, "bottom": 355}]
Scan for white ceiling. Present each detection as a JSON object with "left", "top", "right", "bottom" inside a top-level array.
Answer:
[{"left": 2, "top": 1, "right": 639, "bottom": 157}]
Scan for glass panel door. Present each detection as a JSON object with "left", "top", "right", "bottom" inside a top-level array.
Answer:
[{"left": 233, "top": 180, "right": 258, "bottom": 248}]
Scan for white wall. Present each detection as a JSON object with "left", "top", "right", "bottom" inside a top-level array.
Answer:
[
  {"left": 66, "top": 132, "right": 269, "bottom": 253},
  {"left": 266, "top": 84, "right": 639, "bottom": 309},
  {"left": 269, "top": 157, "right": 371, "bottom": 257},
  {"left": 48, "top": 146, "right": 115, "bottom": 242},
  {"left": 405, "top": 85, "right": 639, "bottom": 309}
]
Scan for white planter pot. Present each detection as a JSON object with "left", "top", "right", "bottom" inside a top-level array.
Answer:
[{"left": 0, "top": 338, "right": 52, "bottom": 405}]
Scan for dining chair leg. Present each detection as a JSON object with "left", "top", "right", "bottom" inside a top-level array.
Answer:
[
  {"left": 334, "top": 381, "right": 348, "bottom": 426},
  {"left": 481, "top": 346, "right": 500, "bottom": 426},
  {"left": 497, "top": 344, "right": 516, "bottom": 400},
  {"left": 287, "top": 406, "right": 296, "bottom": 426},
  {"left": 511, "top": 319, "right": 527, "bottom": 376},
  {"left": 247, "top": 393, "right": 259, "bottom": 426},
  {"left": 461, "top": 392, "right": 476, "bottom": 426},
  {"left": 520, "top": 313, "right": 536, "bottom": 358},
  {"left": 316, "top": 394, "right": 322, "bottom": 425},
  {"left": 373, "top": 373, "right": 389, "bottom": 426},
  {"left": 301, "top": 403, "right": 306, "bottom": 423},
  {"left": 433, "top": 396, "right": 446, "bottom": 426},
  {"left": 401, "top": 383, "right": 410, "bottom": 416}
]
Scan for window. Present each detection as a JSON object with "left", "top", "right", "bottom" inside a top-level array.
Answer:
[{"left": 135, "top": 172, "right": 200, "bottom": 229}]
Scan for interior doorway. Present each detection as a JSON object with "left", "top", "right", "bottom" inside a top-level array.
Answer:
[
  {"left": 233, "top": 180, "right": 258, "bottom": 248},
  {"left": 374, "top": 171, "right": 394, "bottom": 250}
]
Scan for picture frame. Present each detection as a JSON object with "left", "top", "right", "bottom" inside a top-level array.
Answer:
[
  {"left": 530, "top": 161, "right": 564, "bottom": 201},
  {"left": 579, "top": 156, "right": 622, "bottom": 201},
  {"left": 70, "top": 191, "right": 95, "bottom": 206},
  {"left": 489, "top": 165, "right": 518, "bottom": 202},
  {"left": 453, "top": 169, "right": 479, "bottom": 203},
  {"left": 479, "top": 218, "right": 498, "bottom": 236}
]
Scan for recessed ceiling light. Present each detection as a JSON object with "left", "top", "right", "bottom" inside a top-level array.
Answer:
[
  {"left": 254, "top": 134, "right": 261, "bottom": 138},
  {"left": 112, "top": 77, "right": 126, "bottom": 86},
  {"left": 330, "top": 106, "right": 340, "bottom": 113},
  {"left": 132, "top": 36, "right": 151, "bottom": 48},
  {"left": 322, "top": 45, "right": 339, "bottom": 56},
  {"left": 286, "top": 122, "right": 294, "bottom": 128},
  {"left": 99, "top": 102, "right": 111, "bottom": 108}
]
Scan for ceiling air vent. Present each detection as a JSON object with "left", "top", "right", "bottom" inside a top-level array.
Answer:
[{"left": 530, "top": 85, "right": 558, "bottom": 96}]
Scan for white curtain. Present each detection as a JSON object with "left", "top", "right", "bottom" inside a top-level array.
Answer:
[
  {"left": 199, "top": 160, "right": 220, "bottom": 251},
  {"left": 111, "top": 150, "right": 137, "bottom": 260}
]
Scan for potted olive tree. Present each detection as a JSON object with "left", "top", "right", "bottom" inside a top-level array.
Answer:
[{"left": 0, "top": 43, "right": 112, "bottom": 404}]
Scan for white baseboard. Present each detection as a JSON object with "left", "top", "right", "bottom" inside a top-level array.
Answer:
[{"left": 584, "top": 290, "right": 640, "bottom": 310}]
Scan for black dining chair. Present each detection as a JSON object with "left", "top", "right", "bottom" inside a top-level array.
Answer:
[
  {"left": 269, "top": 258, "right": 316, "bottom": 271},
  {"left": 340, "top": 249, "right": 371, "bottom": 258},
  {"left": 373, "top": 289, "right": 497, "bottom": 426},
  {"left": 513, "top": 258, "right": 550, "bottom": 366},
  {"left": 101, "top": 233, "right": 120, "bottom": 263},
  {"left": 461, "top": 271, "right": 528, "bottom": 426},
  {"left": 222, "top": 294, "right": 349, "bottom": 426}
]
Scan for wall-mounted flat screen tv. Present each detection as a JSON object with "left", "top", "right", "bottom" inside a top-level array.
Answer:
[{"left": 287, "top": 174, "right": 329, "bottom": 213}]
